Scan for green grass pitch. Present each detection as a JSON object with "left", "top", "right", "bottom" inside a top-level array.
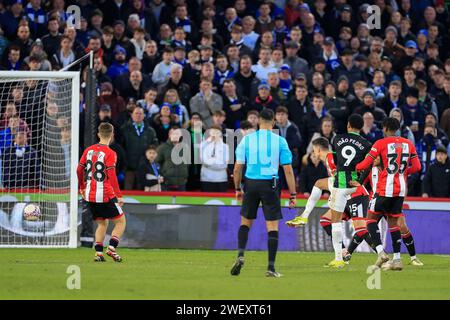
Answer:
[{"left": 1, "top": 248, "right": 449, "bottom": 300}]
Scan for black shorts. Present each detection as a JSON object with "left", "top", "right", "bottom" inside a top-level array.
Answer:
[
  {"left": 86, "top": 198, "right": 125, "bottom": 221},
  {"left": 369, "top": 194, "right": 404, "bottom": 217},
  {"left": 343, "top": 195, "right": 369, "bottom": 221},
  {"left": 241, "top": 179, "right": 282, "bottom": 221}
]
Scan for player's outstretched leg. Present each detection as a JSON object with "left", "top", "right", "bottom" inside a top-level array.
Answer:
[
  {"left": 231, "top": 219, "right": 251, "bottom": 276},
  {"left": 94, "top": 219, "right": 108, "bottom": 262},
  {"left": 398, "top": 216, "right": 423, "bottom": 266},
  {"left": 366, "top": 216, "right": 389, "bottom": 267},
  {"left": 106, "top": 215, "right": 126, "bottom": 262},
  {"left": 286, "top": 178, "right": 328, "bottom": 227}
]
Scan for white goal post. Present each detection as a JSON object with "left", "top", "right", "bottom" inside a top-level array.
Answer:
[{"left": 0, "top": 71, "right": 80, "bottom": 248}]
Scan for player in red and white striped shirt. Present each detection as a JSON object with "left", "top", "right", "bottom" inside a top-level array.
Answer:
[
  {"left": 77, "top": 123, "right": 126, "bottom": 263},
  {"left": 365, "top": 157, "right": 424, "bottom": 268},
  {"left": 356, "top": 118, "right": 422, "bottom": 269}
]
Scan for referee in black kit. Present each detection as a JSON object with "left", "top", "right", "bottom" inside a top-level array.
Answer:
[{"left": 231, "top": 109, "right": 297, "bottom": 277}]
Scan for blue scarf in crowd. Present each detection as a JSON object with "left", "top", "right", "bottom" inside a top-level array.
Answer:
[{"left": 175, "top": 17, "right": 191, "bottom": 33}]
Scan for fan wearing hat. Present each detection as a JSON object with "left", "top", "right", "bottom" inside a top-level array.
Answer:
[
  {"left": 422, "top": 144, "right": 450, "bottom": 198},
  {"left": 278, "top": 64, "right": 293, "bottom": 99},
  {"left": 251, "top": 81, "right": 278, "bottom": 113},
  {"left": 353, "top": 89, "right": 387, "bottom": 125},
  {"left": 333, "top": 48, "right": 366, "bottom": 86},
  {"left": 24, "top": 38, "right": 52, "bottom": 71},
  {"left": 401, "top": 87, "right": 425, "bottom": 139},
  {"left": 283, "top": 41, "right": 309, "bottom": 77},
  {"left": 107, "top": 45, "right": 130, "bottom": 80},
  {"left": 322, "top": 37, "right": 340, "bottom": 72},
  {"left": 97, "top": 82, "right": 127, "bottom": 123}
]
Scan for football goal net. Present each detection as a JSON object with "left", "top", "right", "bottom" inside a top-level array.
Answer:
[{"left": 0, "top": 71, "right": 80, "bottom": 248}]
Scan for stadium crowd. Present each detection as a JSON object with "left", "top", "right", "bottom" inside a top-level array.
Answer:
[{"left": 0, "top": 0, "right": 449, "bottom": 197}]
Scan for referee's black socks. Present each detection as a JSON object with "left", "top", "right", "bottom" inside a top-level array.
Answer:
[
  {"left": 238, "top": 225, "right": 250, "bottom": 257},
  {"left": 268, "top": 231, "right": 278, "bottom": 272}
]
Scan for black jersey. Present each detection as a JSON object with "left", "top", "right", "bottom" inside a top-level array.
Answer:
[{"left": 332, "top": 132, "right": 372, "bottom": 188}]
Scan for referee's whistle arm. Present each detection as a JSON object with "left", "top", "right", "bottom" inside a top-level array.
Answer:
[{"left": 283, "top": 164, "right": 297, "bottom": 208}]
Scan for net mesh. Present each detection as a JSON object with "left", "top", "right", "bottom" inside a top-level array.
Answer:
[{"left": 0, "top": 76, "right": 75, "bottom": 247}]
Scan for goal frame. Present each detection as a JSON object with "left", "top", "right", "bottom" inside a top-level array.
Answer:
[{"left": 0, "top": 71, "right": 80, "bottom": 248}]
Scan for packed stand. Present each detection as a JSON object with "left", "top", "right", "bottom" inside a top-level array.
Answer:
[{"left": 0, "top": 0, "right": 449, "bottom": 197}]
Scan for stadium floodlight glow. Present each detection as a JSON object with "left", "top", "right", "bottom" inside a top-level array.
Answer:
[{"left": 0, "top": 71, "right": 80, "bottom": 248}]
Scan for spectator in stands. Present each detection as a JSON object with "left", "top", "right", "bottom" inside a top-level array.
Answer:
[
  {"left": 157, "top": 64, "right": 191, "bottom": 108},
  {"left": 401, "top": 88, "right": 426, "bottom": 140},
  {"left": 379, "top": 80, "right": 404, "bottom": 115},
  {"left": 299, "top": 152, "right": 329, "bottom": 197},
  {"left": 1, "top": 129, "right": 40, "bottom": 189},
  {"left": 302, "top": 93, "right": 328, "bottom": 145},
  {"left": 306, "top": 116, "right": 336, "bottom": 155},
  {"left": 0, "top": 102, "right": 28, "bottom": 132},
  {"left": 189, "top": 79, "right": 223, "bottom": 129},
  {"left": 97, "top": 82, "right": 126, "bottom": 123},
  {"left": 324, "top": 80, "right": 347, "bottom": 134},
  {"left": 137, "top": 87, "right": 159, "bottom": 120},
  {"left": 97, "top": 104, "right": 121, "bottom": 142},
  {"left": 251, "top": 82, "right": 278, "bottom": 113},
  {"left": 200, "top": 125, "right": 229, "bottom": 192},
  {"left": 100, "top": 26, "right": 115, "bottom": 66},
  {"left": 425, "top": 113, "right": 449, "bottom": 146},
  {"left": 354, "top": 89, "right": 387, "bottom": 126},
  {"left": 0, "top": 115, "right": 25, "bottom": 152},
  {"left": 389, "top": 108, "right": 416, "bottom": 145},
  {"left": 422, "top": 145, "right": 450, "bottom": 198},
  {"left": 114, "top": 57, "right": 151, "bottom": 94},
  {"left": 152, "top": 103, "right": 177, "bottom": 143},
  {"left": 120, "top": 106, "right": 158, "bottom": 190},
  {"left": 1, "top": 45, "right": 21, "bottom": 70},
  {"left": 287, "top": 85, "right": 311, "bottom": 133},
  {"left": 151, "top": 47, "right": 174, "bottom": 86},
  {"left": 156, "top": 127, "right": 189, "bottom": 191},
  {"left": 275, "top": 106, "right": 301, "bottom": 177},
  {"left": 25, "top": 0, "right": 47, "bottom": 38},
  {"left": 138, "top": 145, "right": 163, "bottom": 192},
  {"left": 162, "top": 89, "right": 189, "bottom": 129},
  {"left": 117, "top": 70, "right": 147, "bottom": 100},
  {"left": 142, "top": 40, "right": 159, "bottom": 75},
  {"left": 333, "top": 48, "right": 366, "bottom": 86},
  {"left": 246, "top": 110, "right": 259, "bottom": 131},
  {"left": 435, "top": 75, "right": 450, "bottom": 119},
  {"left": 51, "top": 35, "right": 79, "bottom": 71},
  {"left": 42, "top": 17, "right": 62, "bottom": 57},
  {"left": 251, "top": 46, "right": 277, "bottom": 81},
  {"left": 361, "top": 112, "right": 384, "bottom": 143},
  {"left": 222, "top": 79, "right": 248, "bottom": 130},
  {"left": 284, "top": 41, "right": 309, "bottom": 78},
  {"left": 107, "top": 45, "right": 129, "bottom": 80},
  {"left": 417, "top": 125, "right": 444, "bottom": 181}
]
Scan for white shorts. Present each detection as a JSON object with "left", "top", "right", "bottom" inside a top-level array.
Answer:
[{"left": 328, "top": 186, "right": 357, "bottom": 212}]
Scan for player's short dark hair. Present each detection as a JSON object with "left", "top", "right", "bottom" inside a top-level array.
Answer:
[
  {"left": 382, "top": 117, "right": 400, "bottom": 132},
  {"left": 259, "top": 108, "right": 274, "bottom": 122},
  {"left": 348, "top": 114, "right": 364, "bottom": 130},
  {"left": 311, "top": 137, "right": 329, "bottom": 150},
  {"left": 98, "top": 122, "right": 114, "bottom": 138}
]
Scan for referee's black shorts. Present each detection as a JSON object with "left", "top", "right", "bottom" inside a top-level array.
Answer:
[{"left": 241, "top": 179, "right": 282, "bottom": 221}]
